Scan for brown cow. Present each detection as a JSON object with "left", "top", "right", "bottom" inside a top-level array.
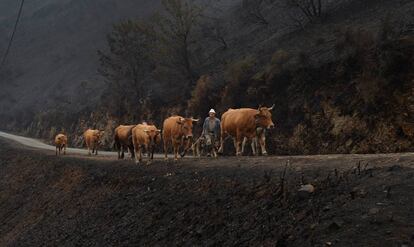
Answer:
[
  {"left": 55, "top": 133, "right": 67, "bottom": 156},
  {"left": 113, "top": 125, "right": 135, "bottom": 159},
  {"left": 131, "top": 124, "right": 161, "bottom": 164},
  {"left": 84, "top": 129, "right": 104, "bottom": 155},
  {"left": 218, "top": 105, "right": 274, "bottom": 156},
  {"left": 162, "top": 116, "right": 199, "bottom": 160}
]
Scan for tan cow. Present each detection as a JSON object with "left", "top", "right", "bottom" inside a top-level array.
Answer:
[
  {"left": 55, "top": 133, "right": 67, "bottom": 156},
  {"left": 84, "top": 129, "right": 104, "bottom": 155},
  {"left": 162, "top": 116, "right": 199, "bottom": 160},
  {"left": 131, "top": 124, "right": 161, "bottom": 164},
  {"left": 113, "top": 125, "right": 135, "bottom": 159},
  {"left": 242, "top": 127, "right": 267, "bottom": 155},
  {"left": 218, "top": 105, "right": 275, "bottom": 156}
]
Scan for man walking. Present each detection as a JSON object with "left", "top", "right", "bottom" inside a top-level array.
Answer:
[{"left": 202, "top": 109, "right": 221, "bottom": 157}]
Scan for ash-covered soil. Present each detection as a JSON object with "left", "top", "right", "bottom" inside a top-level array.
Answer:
[{"left": 0, "top": 139, "right": 413, "bottom": 246}]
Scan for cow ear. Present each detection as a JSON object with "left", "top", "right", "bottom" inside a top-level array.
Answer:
[{"left": 176, "top": 120, "right": 183, "bottom": 125}]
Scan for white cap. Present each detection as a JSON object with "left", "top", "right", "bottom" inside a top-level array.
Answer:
[{"left": 209, "top": 109, "right": 216, "bottom": 114}]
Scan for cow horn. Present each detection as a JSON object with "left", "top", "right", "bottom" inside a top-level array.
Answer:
[
  {"left": 192, "top": 118, "right": 199, "bottom": 122},
  {"left": 258, "top": 104, "right": 262, "bottom": 110},
  {"left": 269, "top": 104, "right": 275, "bottom": 110}
]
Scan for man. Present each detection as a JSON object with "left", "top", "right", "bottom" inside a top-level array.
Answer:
[{"left": 201, "top": 109, "right": 221, "bottom": 157}]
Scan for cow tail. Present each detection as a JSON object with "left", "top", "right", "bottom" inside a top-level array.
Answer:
[{"left": 127, "top": 126, "right": 134, "bottom": 144}]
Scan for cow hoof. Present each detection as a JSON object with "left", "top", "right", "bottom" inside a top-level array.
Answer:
[{"left": 262, "top": 151, "right": 268, "bottom": 156}]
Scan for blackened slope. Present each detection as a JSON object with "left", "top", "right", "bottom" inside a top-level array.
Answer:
[{"left": 0, "top": 139, "right": 413, "bottom": 246}]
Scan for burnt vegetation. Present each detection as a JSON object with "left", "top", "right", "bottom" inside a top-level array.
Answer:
[
  {"left": 1, "top": 0, "right": 414, "bottom": 155},
  {"left": 1, "top": 140, "right": 413, "bottom": 246}
]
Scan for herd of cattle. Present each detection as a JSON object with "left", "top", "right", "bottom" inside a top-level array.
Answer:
[{"left": 54, "top": 106, "right": 275, "bottom": 164}]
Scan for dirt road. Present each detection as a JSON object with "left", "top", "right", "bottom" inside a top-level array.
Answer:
[
  {"left": 2, "top": 130, "right": 414, "bottom": 163},
  {"left": 0, "top": 132, "right": 414, "bottom": 246},
  {"left": 0, "top": 130, "right": 166, "bottom": 159}
]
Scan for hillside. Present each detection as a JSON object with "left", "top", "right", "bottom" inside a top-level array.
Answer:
[
  {"left": 1, "top": 0, "right": 414, "bottom": 155},
  {"left": 1, "top": 138, "right": 413, "bottom": 246}
]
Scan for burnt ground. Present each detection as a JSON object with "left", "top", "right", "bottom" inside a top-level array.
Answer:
[{"left": 0, "top": 138, "right": 414, "bottom": 246}]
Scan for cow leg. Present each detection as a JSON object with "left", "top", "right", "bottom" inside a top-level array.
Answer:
[
  {"left": 88, "top": 146, "right": 91, "bottom": 156},
  {"left": 56, "top": 146, "right": 58, "bottom": 156},
  {"left": 235, "top": 130, "right": 243, "bottom": 156},
  {"left": 232, "top": 137, "right": 238, "bottom": 153},
  {"left": 134, "top": 145, "right": 141, "bottom": 165},
  {"left": 251, "top": 137, "right": 257, "bottom": 156},
  {"left": 259, "top": 135, "right": 267, "bottom": 155},
  {"left": 95, "top": 147, "right": 98, "bottom": 155},
  {"left": 241, "top": 137, "right": 248, "bottom": 155},
  {"left": 128, "top": 145, "right": 135, "bottom": 159},
  {"left": 164, "top": 140, "right": 169, "bottom": 160},
  {"left": 121, "top": 146, "right": 125, "bottom": 159},
  {"left": 218, "top": 132, "right": 225, "bottom": 154},
  {"left": 173, "top": 140, "right": 179, "bottom": 161},
  {"left": 132, "top": 136, "right": 138, "bottom": 164},
  {"left": 236, "top": 140, "right": 242, "bottom": 156},
  {"left": 150, "top": 145, "right": 154, "bottom": 161},
  {"left": 63, "top": 145, "right": 66, "bottom": 155},
  {"left": 139, "top": 145, "right": 143, "bottom": 163}
]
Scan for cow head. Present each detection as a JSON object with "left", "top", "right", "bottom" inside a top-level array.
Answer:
[
  {"left": 255, "top": 104, "right": 275, "bottom": 129},
  {"left": 177, "top": 117, "right": 199, "bottom": 139},
  {"left": 95, "top": 130, "right": 105, "bottom": 144},
  {"left": 144, "top": 128, "right": 161, "bottom": 152}
]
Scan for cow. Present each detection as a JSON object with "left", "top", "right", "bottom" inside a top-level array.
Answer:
[
  {"left": 55, "top": 133, "right": 67, "bottom": 156},
  {"left": 84, "top": 129, "right": 104, "bottom": 156},
  {"left": 113, "top": 125, "right": 135, "bottom": 159},
  {"left": 218, "top": 105, "right": 275, "bottom": 156},
  {"left": 162, "top": 116, "right": 199, "bottom": 160},
  {"left": 242, "top": 127, "right": 267, "bottom": 155},
  {"left": 131, "top": 124, "right": 161, "bottom": 164}
]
